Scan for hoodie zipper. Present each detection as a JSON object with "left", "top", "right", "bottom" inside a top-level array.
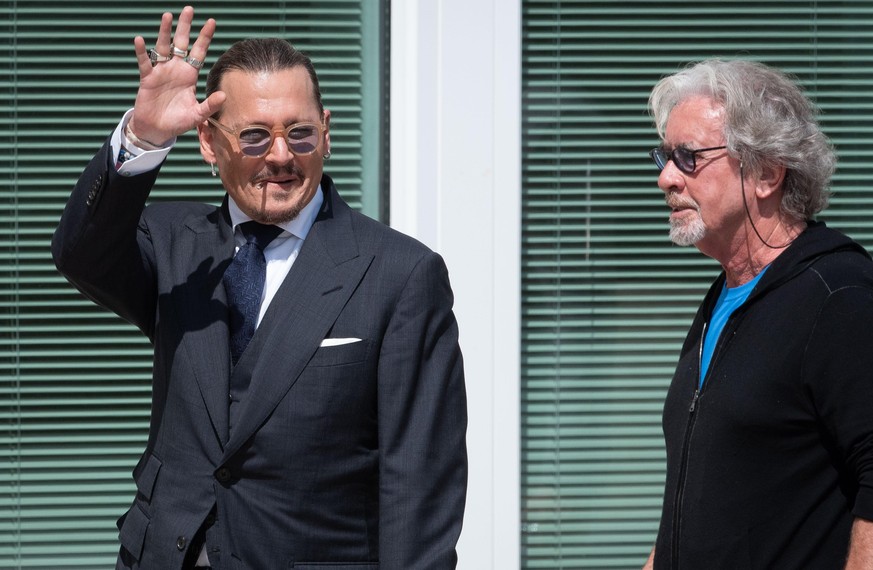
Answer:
[{"left": 670, "top": 321, "right": 706, "bottom": 569}]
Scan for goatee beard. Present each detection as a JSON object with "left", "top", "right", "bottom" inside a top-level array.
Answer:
[
  {"left": 666, "top": 194, "right": 706, "bottom": 246},
  {"left": 669, "top": 216, "right": 707, "bottom": 246},
  {"left": 256, "top": 204, "right": 304, "bottom": 225},
  {"left": 250, "top": 166, "right": 308, "bottom": 224}
]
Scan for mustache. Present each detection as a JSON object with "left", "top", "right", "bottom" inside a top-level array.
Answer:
[
  {"left": 253, "top": 166, "right": 304, "bottom": 184},
  {"left": 665, "top": 193, "right": 700, "bottom": 211}
]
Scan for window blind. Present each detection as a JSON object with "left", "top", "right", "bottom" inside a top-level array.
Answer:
[
  {"left": 0, "top": 1, "right": 386, "bottom": 567},
  {"left": 521, "top": 1, "right": 873, "bottom": 568}
]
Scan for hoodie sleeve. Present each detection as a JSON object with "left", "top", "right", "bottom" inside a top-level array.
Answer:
[{"left": 803, "top": 283, "right": 873, "bottom": 521}]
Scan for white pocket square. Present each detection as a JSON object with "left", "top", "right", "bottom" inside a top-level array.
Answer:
[{"left": 319, "top": 337, "right": 362, "bottom": 347}]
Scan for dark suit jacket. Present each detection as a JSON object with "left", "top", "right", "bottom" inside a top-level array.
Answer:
[{"left": 52, "top": 139, "right": 468, "bottom": 570}]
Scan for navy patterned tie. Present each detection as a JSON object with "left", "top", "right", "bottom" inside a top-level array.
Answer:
[{"left": 223, "top": 221, "right": 284, "bottom": 365}]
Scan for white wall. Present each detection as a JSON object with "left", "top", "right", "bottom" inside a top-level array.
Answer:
[{"left": 390, "top": 1, "right": 521, "bottom": 568}]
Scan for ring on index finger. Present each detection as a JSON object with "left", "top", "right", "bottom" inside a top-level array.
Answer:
[
  {"left": 184, "top": 56, "right": 204, "bottom": 70},
  {"left": 149, "top": 49, "right": 172, "bottom": 67},
  {"left": 170, "top": 44, "right": 188, "bottom": 58}
]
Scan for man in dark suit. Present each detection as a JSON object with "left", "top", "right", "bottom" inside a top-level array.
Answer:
[{"left": 52, "top": 6, "right": 467, "bottom": 570}]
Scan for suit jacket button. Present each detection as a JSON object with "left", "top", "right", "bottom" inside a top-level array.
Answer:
[
  {"left": 216, "top": 467, "right": 232, "bottom": 483},
  {"left": 176, "top": 536, "right": 187, "bottom": 550}
]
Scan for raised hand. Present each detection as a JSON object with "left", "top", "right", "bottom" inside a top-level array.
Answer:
[{"left": 128, "top": 6, "right": 226, "bottom": 146}]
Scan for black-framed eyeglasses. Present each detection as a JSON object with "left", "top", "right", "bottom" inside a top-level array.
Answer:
[
  {"left": 649, "top": 145, "right": 728, "bottom": 174},
  {"left": 207, "top": 117, "right": 326, "bottom": 158}
]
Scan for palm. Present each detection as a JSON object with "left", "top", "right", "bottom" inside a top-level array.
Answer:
[
  {"left": 136, "top": 59, "right": 207, "bottom": 137},
  {"left": 129, "top": 7, "right": 223, "bottom": 144}
]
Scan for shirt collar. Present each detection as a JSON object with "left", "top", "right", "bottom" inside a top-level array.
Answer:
[{"left": 227, "top": 184, "right": 324, "bottom": 241}]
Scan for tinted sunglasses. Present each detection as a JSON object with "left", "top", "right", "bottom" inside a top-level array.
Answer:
[
  {"left": 649, "top": 145, "right": 727, "bottom": 174},
  {"left": 207, "top": 117, "right": 326, "bottom": 158}
]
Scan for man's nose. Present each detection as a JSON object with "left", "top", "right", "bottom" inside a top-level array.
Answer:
[
  {"left": 265, "top": 131, "right": 292, "bottom": 163},
  {"left": 657, "top": 160, "right": 684, "bottom": 193}
]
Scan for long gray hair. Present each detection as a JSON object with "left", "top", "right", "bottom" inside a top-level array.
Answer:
[{"left": 649, "top": 59, "right": 834, "bottom": 221}]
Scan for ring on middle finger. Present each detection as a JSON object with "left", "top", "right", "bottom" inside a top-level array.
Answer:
[
  {"left": 170, "top": 44, "right": 188, "bottom": 58},
  {"left": 184, "top": 56, "right": 204, "bottom": 70},
  {"left": 149, "top": 48, "right": 172, "bottom": 66}
]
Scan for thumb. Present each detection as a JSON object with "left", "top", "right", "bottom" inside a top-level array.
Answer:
[{"left": 199, "top": 91, "right": 226, "bottom": 120}]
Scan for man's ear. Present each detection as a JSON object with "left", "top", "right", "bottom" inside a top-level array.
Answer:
[
  {"left": 197, "top": 120, "right": 217, "bottom": 164},
  {"left": 322, "top": 109, "right": 332, "bottom": 156},
  {"left": 756, "top": 163, "right": 786, "bottom": 199}
]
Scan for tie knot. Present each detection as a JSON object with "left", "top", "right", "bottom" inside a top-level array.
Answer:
[{"left": 239, "top": 221, "right": 283, "bottom": 251}]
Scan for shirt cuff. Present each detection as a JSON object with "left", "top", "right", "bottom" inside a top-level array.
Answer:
[
  {"left": 853, "top": 482, "right": 873, "bottom": 522},
  {"left": 111, "top": 108, "right": 175, "bottom": 177}
]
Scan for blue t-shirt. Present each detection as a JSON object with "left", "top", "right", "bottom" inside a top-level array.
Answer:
[{"left": 699, "top": 267, "right": 769, "bottom": 388}]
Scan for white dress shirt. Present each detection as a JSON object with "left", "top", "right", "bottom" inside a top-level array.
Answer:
[{"left": 225, "top": 187, "right": 322, "bottom": 325}]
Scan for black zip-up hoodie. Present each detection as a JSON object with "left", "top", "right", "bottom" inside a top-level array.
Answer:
[{"left": 654, "top": 221, "right": 873, "bottom": 569}]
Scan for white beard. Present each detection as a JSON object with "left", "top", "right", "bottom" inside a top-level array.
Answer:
[
  {"left": 669, "top": 212, "right": 706, "bottom": 245},
  {"left": 666, "top": 193, "right": 707, "bottom": 246}
]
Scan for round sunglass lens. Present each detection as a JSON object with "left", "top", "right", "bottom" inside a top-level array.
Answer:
[
  {"left": 239, "top": 128, "right": 273, "bottom": 156},
  {"left": 286, "top": 127, "right": 318, "bottom": 155}
]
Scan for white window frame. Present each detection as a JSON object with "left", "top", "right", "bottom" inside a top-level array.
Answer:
[{"left": 390, "top": 1, "right": 522, "bottom": 568}]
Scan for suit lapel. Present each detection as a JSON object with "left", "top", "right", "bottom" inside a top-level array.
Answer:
[
  {"left": 221, "top": 181, "right": 374, "bottom": 461},
  {"left": 171, "top": 202, "right": 234, "bottom": 447}
]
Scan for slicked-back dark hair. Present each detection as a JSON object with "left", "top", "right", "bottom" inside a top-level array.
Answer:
[{"left": 205, "top": 37, "right": 323, "bottom": 116}]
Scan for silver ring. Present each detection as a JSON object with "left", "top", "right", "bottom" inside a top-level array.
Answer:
[
  {"left": 170, "top": 44, "right": 188, "bottom": 58},
  {"left": 149, "top": 48, "right": 172, "bottom": 67},
  {"left": 184, "top": 56, "right": 204, "bottom": 70}
]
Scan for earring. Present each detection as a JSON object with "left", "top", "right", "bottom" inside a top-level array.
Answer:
[
  {"left": 210, "top": 162, "right": 217, "bottom": 177},
  {"left": 323, "top": 151, "right": 331, "bottom": 160}
]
